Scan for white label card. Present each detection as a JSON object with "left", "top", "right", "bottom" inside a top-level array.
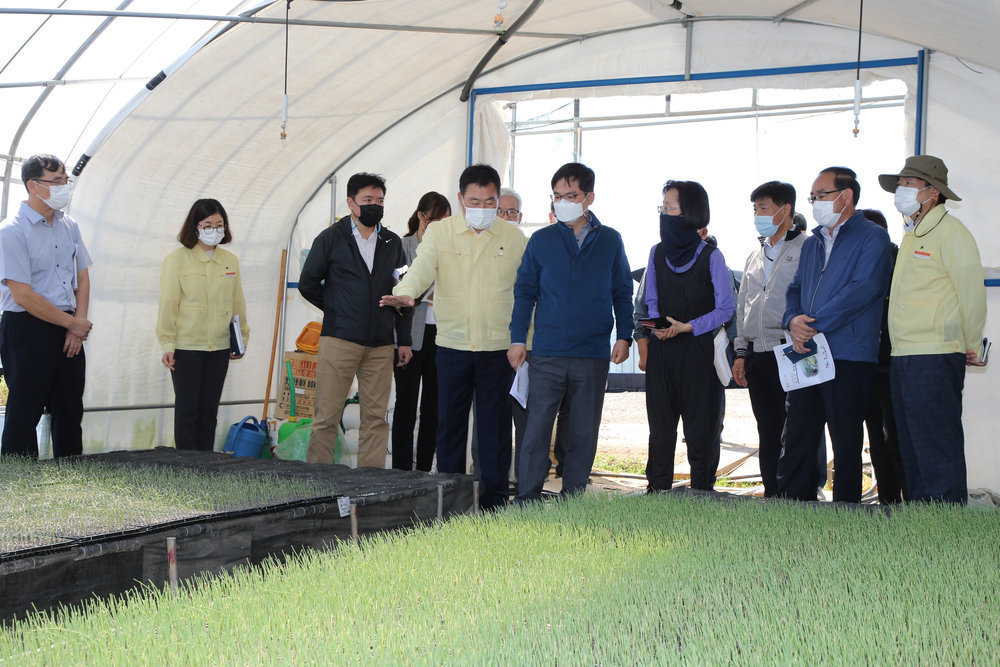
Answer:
[{"left": 337, "top": 496, "right": 351, "bottom": 517}]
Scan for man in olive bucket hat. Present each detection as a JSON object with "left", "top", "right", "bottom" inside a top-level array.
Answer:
[{"left": 879, "top": 155, "right": 987, "bottom": 504}]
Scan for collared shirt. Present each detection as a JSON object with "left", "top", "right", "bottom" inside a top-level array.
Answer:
[
  {"left": 574, "top": 219, "right": 593, "bottom": 248},
  {"left": 351, "top": 220, "right": 378, "bottom": 272},
  {"left": 0, "top": 202, "right": 93, "bottom": 312},
  {"left": 889, "top": 205, "right": 986, "bottom": 356},
  {"left": 762, "top": 236, "right": 784, "bottom": 283},
  {"left": 156, "top": 244, "right": 249, "bottom": 353},
  {"left": 393, "top": 213, "right": 528, "bottom": 352},
  {"left": 823, "top": 223, "right": 843, "bottom": 266}
]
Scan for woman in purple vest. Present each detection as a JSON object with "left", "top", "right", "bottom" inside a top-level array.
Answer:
[{"left": 638, "top": 181, "right": 735, "bottom": 491}]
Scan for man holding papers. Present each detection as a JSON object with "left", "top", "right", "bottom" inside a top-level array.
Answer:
[
  {"left": 777, "top": 167, "right": 892, "bottom": 502},
  {"left": 879, "top": 155, "right": 986, "bottom": 504},
  {"left": 508, "top": 162, "right": 633, "bottom": 501}
]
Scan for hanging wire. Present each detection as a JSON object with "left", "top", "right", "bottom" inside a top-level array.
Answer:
[
  {"left": 280, "top": 0, "right": 291, "bottom": 140},
  {"left": 853, "top": 0, "right": 863, "bottom": 137}
]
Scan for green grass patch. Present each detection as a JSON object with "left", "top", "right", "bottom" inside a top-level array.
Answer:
[
  {"left": 591, "top": 452, "right": 646, "bottom": 475},
  {"left": 0, "top": 457, "right": 338, "bottom": 553},
  {"left": 3, "top": 493, "right": 998, "bottom": 663}
]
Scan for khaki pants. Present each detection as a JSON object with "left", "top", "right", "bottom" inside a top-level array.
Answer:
[{"left": 307, "top": 336, "right": 394, "bottom": 467}]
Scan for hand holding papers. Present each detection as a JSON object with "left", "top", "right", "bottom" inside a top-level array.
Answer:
[
  {"left": 713, "top": 328, "right": 733, "bottom": 386},
  {"left": 509, "top": 361, "right": 529, "bottom": 409},
  {"left": 772, "top": 332, "right": 835, "bottom": 391}
]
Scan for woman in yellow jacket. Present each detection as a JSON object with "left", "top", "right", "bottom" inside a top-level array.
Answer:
[{"left": 156, "top": 199, "right": 249, "bottom": 451}]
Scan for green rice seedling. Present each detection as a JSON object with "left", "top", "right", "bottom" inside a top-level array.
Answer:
[
  {"left": 1, "top": 493, "right": 998, "bottom": 664},
  {"left": 1, "top": 456, "right": 338, "bottom": 553}
]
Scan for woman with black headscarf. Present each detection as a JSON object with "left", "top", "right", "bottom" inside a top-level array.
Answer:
[{"left": 635, "top": 180, "right": 735, "bottom": 492}]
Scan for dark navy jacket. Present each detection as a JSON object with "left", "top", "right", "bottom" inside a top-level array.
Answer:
[
  {"left": 510, "top": 212, "right": 633, "bottom": 359},
  {"left": 782, "top": 211, "right": 892, "bottom": 363}
]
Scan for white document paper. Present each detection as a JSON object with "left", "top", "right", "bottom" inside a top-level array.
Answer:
[
  {"left": 509, "top": 361, "right": 529, "bottom": 409},
  {"left": 773, "top": 332, "right": 836, "bottom": 392},
  {"left": 713, "top": 328, "right": 733, "bottom": 386}
]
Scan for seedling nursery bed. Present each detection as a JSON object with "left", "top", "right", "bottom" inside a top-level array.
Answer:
[
  {"left": 2, "top": 491, "right": 998, "bottom": 663},
  {"left": 0, "top": 448, "right": 474, "bottom": 623}
]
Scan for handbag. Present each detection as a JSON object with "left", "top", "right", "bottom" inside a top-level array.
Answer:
[{"left": 223, "top": 416, "right": 269, "bottom": 458}]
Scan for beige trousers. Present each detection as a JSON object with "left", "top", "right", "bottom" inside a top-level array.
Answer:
[{"left": 307, "top": 336, "right": 394, "bottom": 467}]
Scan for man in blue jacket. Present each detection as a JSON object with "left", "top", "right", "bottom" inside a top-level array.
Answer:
[
  {"left": 777, "top": 166, "right": 892, "bottom": 502},
  {"left": 508, "top": 162, "right": 633, "bottom": 501}
]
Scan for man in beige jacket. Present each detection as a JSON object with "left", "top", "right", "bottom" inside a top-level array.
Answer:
[
  {"left": 381, "top": 164, "right": 526, "bottom": 510},
  {"left": 879, "top": 155, "right": 986, "bottom": 504}
]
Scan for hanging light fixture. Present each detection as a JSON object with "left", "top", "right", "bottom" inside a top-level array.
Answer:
[
  {"left": 280, "top": 0, "right": 292, "bottom": 140},
  {"left": 494, "top": 0, "right": 507, "bottom": 30},
  {"left": 853, "top": 0, "right": 863, "bottom": 137}
]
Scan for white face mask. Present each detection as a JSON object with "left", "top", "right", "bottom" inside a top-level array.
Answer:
[
  {"left": 894, "top": 185, "right": 930, "bottom": 217},
  {"left": 552, "top": 199, "right": 584, "bottom": 223},
  {"left": 812, "top": 194, "right": 843, "bottom": 229},
  {"left": 198, "top": 228, "right": 225, "bottom": 247},
  {"left": 464, "top": 207, "right": 496, "bottom": 231},
  {"left": 41, "top": 183, "right": 72, "bottom": 211}
]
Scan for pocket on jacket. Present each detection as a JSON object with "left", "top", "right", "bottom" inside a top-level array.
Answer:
[
  {"left": 179, "top": 270, "right": 206, "bottom": 299},
  {"left": 892, "top": 302, "right": 938, "bottom": 343}
]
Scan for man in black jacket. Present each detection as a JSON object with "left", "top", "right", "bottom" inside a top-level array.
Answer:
[{"left": 299, "top": 173, "right": 412, "bottom": 466}]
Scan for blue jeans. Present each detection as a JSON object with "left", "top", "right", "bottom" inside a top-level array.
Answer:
[{"left": 890, "top": 353, "right": 967, "bottom": 504}]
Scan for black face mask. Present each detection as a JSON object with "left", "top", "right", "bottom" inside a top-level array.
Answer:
[
  {"left": 357, "top": 204, "right": 384, "bottom": 227},
  {"left": 659, "top": 213, "right": 702, "bottom": 267}
]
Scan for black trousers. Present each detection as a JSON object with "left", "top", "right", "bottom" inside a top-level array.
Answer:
[
  {"left": 391, "top": 324, "right": 438, "bottom": 472},
  {"left": 171, "top": 349, "right": 230, "bottom": 451},
  {"left": 744, "top": 351, "right": 788, "bottom": 496},
  {"left": 645, "top": 335, "right": 724, "bottom": 491},
  {"left": 865, "top": 370, "right": 905, "bottom": 504},
  {"left": 778, "top": 360, "right": 876, "bottom": 502},
  {"left": 0, "top": 311, "right": 86, "bottom": 458},
  {"left": 435, "top": 347, "right": 513, "bottom": 510}
]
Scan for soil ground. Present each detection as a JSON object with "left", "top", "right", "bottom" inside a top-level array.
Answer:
[{"left": 579, "top": 388, "right": 874, "bottom": 497}]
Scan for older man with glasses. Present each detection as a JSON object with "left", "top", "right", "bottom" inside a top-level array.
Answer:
[
  {"left": 498, "top": 188, "right": 523, "bottom": 224},
  {"left": 777, "top": 166, "right": 892, "bottom": 502},
  {"left": 0, "top": 154, "right": 94, "bottom": 458}
]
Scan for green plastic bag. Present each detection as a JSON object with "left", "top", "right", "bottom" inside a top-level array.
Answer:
[{"left": 274, "top": 419, "right": 344, "bottom": 463}]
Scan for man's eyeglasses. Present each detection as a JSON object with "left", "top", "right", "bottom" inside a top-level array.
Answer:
[
  {"left": 550, "top": 192, "right": 587, "bottom": 203},
  {"left": 657, "top": 204, "right": 681, "bottom": 215},
  {"left": 34, "top": 177, "right": 73, "bottom": 187},
  {"left": 807, "top": 188, "right": 844, "bottom": 204},
  {"left": 499, "top": 208, "right": 520, "bottom": 217}
]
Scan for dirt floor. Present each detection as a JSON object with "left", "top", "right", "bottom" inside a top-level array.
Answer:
[{"left": 597, "top": 388, "right": 760, "bottom": 460}]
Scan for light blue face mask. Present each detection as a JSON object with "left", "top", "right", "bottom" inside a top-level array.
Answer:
[{"left": 754, "top": 214, "right": 778, "bottom": 238}]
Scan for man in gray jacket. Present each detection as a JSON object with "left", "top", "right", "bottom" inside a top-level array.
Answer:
[{"left": 732, "top": 181, "right": 805, "bottom": 496}]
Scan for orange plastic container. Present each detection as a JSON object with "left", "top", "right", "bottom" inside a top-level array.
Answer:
[{"left": 295, "top": 321, "right": 322, "bottom": 354}]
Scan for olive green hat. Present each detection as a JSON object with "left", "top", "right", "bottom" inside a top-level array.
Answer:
[{"left": 879, "top": 154, "right": 960, "bottom": 201}]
